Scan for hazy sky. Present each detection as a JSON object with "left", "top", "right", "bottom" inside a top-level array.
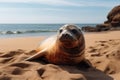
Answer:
[{"left": 0, "top": 0, "right": 119, "bottom": 24}]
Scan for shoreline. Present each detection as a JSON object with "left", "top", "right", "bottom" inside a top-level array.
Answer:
[
  {"left": 0, "top": 30, "right": 118, "bottom": 39},
  {"left": 0, "top": 31, "right": 120, "bottom": 52}
]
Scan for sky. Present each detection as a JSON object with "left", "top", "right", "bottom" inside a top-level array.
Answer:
[{"left": 0, "top": 0, "right": 119, "bottom": 24}]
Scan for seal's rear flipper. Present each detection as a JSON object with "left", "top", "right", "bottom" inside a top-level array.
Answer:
[{"left": 24, "top": 48, "right": 47, "bottom": 61}]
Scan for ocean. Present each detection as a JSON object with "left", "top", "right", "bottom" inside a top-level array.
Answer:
[{"left": 0, "top": 24, "right": 96, "bottom": 38}]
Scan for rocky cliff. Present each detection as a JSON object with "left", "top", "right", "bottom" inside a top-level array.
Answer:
[{"left": 82, "top": 5, "right": 120, "bottom": 32}]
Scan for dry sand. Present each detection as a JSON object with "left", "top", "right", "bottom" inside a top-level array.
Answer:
[
  {"left": 0, "top": 37, "right": 44, "bottom": 52},
  {"left": 0, "top": 31, "right": 120, "bottom": 80}
]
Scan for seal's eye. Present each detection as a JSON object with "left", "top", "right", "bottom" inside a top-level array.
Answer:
[
  {"left": 59, "top": 29, "right": 63, "bottom": 33},
  {"left": 71, "top": 29, "right": 78, "bottom": 34}
]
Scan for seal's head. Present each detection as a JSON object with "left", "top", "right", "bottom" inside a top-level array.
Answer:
[{"left": 57, "top": 24, "right": 83, "bottom": 48}]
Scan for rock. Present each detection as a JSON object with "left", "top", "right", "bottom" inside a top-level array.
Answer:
[
  {"left": 82, "top": 24, "right": 111, "bottom": 32},
  {"left": 96, "top": 24, "right": 111, "bottom": 31},
  {"left": 82, "top": 26, "right": 97, "bottom": 32},
  {"left": 92, "top": 5, "right": 120, "bottom": 32},
  {"left": 111, "top": 14, "right": 120, "bottom": 27},
  {"left": 107, "top": 5, "right": 120, "bottom": 27},
  {"left": 107, "top": 5, "right": 120, "bottom": 22},
  {"left": 81, "top": 5, "right": 120, "bottom": 32}
]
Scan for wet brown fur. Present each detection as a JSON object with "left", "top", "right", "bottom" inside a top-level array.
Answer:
[{"left": 26, "top": 24, "right": 85, "bottom": 65}]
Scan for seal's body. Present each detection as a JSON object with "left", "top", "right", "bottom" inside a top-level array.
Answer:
[{"left": 25, "top": 24, "right": 86, "bottom": 65}]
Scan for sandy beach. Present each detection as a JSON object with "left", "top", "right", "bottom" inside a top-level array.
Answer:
[
  {"left": 0, "top": 31, "right": 120, "bottom": 80},
  {"left": 0, "top": 0, "right": 119, "bottom": 80}
]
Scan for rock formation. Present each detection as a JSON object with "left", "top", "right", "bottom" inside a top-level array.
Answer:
[
  {"left": 82, "top": 5, "right": 120, "bottom": 32},
  {"left": 106, "top": 5, "right": 120, "bottom": 27}
]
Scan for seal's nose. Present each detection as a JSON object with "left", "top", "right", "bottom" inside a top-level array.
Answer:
[
  {"left": 61, "top": 33, "right": 73, "bottom": 41},
  {"left": 62, "top": 33, "right": 69, "bottom": 38}
]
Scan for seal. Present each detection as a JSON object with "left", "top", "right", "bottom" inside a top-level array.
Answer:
[{"left": 25, "top": 24, "right": 90, "bottom": 66}]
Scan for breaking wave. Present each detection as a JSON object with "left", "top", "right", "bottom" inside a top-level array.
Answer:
[{"left": 0, "top": 30, "right": 57, "bottom": 35}]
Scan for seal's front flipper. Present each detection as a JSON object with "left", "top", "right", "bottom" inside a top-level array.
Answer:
[
  {"left": 24, "top": 48, "right": 47, "bottom": 61},
  {"left": 77, "top": 59, "right": 92, "bottom": 70}
]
